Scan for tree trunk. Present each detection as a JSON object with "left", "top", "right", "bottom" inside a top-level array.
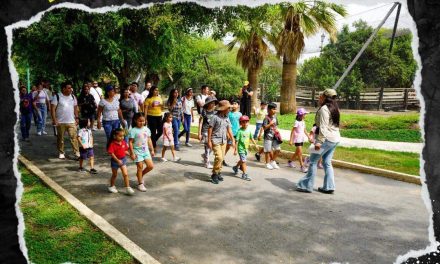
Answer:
[
  {"left": 247, "top": 68, "right": 259, "bottom": 110},
  {"left": 280, "top": 59, "right": 297, "bottom": 115}
]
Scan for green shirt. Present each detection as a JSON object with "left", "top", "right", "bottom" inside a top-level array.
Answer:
[{"left": 236, "top": 127, "right": 253, "bottom": 154}]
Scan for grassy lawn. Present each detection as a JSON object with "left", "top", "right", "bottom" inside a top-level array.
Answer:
[
  {"left": 189, "top": 127, "right": 420, "bottom": 176},
  {"left": 250, "top": 112, "right": 422, "bottom": 143},
  {"left": 20, "top": 166, "right": 136, "bottom": 264}
]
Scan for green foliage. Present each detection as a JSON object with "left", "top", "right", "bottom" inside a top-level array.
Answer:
[
  {"left": 20, "top": 167, "right": 135, "bottom": 264},
  {"left": 298, "top": 20, "right": 417, "bottom": 99}
]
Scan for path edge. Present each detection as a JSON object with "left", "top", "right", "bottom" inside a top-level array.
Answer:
[
  {"left": 18, "top": 155, "right": 161, "bottom": 264},
  {"left": 189, "top": 133, "right": 421, "bottom": 186}
]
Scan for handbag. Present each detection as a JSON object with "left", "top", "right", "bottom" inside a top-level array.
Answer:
[{"left": 265, "top": 116, "right": 283, "bottom": 144}]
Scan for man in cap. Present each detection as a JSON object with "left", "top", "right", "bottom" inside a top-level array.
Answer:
[{"left": 239, "top": 80, "right": 253, "bottom": 117}]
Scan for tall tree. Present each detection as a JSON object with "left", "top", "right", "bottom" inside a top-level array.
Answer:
[{"left": 274, "top": 1, "right": 347, "bottom": 114}]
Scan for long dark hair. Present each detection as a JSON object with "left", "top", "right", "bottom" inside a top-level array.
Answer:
[
  {"left": 119, "top": 84, "right": 131, "bottom": 103},
  {"left": 320, "top": 96, "right": 340, "bottom": 127},
  {"left": 106, "top": 128, "right": 125, "bottom": 150},
  {"left": 146, "top": 86, "right": 158, "bottom": 99},
  {"left": 162, "top": 112, "right": 172, "bottom": 123},
  {"left": 167, "top": 88, "right": 179, "bottom": 107},
  {"left": 132, "top": 112, "right": 146, "bottom": 128}
]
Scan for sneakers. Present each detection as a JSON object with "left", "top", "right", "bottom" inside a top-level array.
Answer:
[
  {"left": 241, "top": 174, "right": 251, "bottom": 181},
  {"left": 125, "top": 187, "right": 135, "bottom": 195},
  {"left": 287, "top": 161, "right": 296, "bottom": 168},
  {"left": 42, "top": 131, "right": 48, "bottom": 135},
  {"left": 211, "top": 174, "right": 219, "bottom": 184},
  {"left": 59, "top": 153, "right": 66, "bottom": 159},
  {"left": 218, "top": 174, "right": 224, "bottom": 181},
  {"left": 205, "top": 162, "right": 213, "bottom": 169},
  {"left": 108, "top": 186, "right": 118, "bottom": 193},
  {"left": 300, "top": 166, "right": 308, "bottom": 173},
  {"left": 266, "top": 163, "right": 274, "bottom": 170},
  {"left": 78, "top": 167, "right": 86, "bottom": 172},
  {"left": 222, "top": 161, "right": 229, "bottom": 167},
  {"left": 175, "top": 146, "right": 180, "bottom": 151},
  {"left": 90, "top": 168, "right": 98, "bottom": 174},
  {"left": 137, "top": 183, "right": 147, "bottom": 192},
  {"left": 37, "top": 131, "right": 42, "bottom": 136},
  {"left": 318, "top": 187, "right": 334, "bottom": 194},
  {"left": 232, "top": 166, "right": 239, "bottom": 175},
  {"left": 173, "top": 157, "right": 181, "bottom": 162},
  {"left": 255, "top": 153, "right": 261, "bottom": 162},
  {"left": 185, "top": 143, "right": 193, "bottom": 147},
  {"left": 161, "top": 158, "right": 168, "bottom": 162},
  {"left": 271, "top": 161, "right": 280, "bottom": 169}
]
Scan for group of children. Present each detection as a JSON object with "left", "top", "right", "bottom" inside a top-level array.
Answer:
[{"left": 76, "top": 93, "right": 320, "bottom": 193}]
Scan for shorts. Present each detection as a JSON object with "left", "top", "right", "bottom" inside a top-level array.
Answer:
[
  {"left": 79, "top": 147, "right": 94, "bottom": 160},
  {"left": 295, "top": 142, "right": 304, "bottom": 147},
  {"left": 163, "top": 138, "right": 174, "bottom": 147},
  {"left": 263, "top": 139, "right": 281, "bottom": 153},
  {"left": 111, "top": 157, "right": 127, "bottom": 169},
  {"left": 239, "top": 153, "right": 247, "bottom": 162},
  {"left": 135, "top": 151, "right": 152, "bottom": 163}
]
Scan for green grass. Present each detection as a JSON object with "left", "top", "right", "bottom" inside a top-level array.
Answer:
[
  {"left": 250, "top": 112, "right": 422, "bottom": 142},
  {"left": 190, "top": 127, "right": 419, "bottom": 176},
  {"left": 20, "top": 166, "right": 136, "bottom": 264}
]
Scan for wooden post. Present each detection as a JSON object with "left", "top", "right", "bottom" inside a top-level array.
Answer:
[
  {"left": 378, "top": 87, "right": 384, "bottom": 110},
  {"left": 311, "top": 87, "right": 316, "bottom": 107},
  {"left": 403, "top": 88, "right": 409, "bottom": 110}
]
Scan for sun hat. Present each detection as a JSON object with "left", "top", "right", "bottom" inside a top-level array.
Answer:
[
  {"left": 204, "top": 96, "right": 218, "bottom": 107},
  {"left": 216, "top": 100, "right": 231, "bottom": 111},
  {"left": 244, "top": 81, "right": 249, "bottom": 86},
  {"left": 239, "top": 115, "right": 250, "bottom": 122},
  {"left": 322, "top": 88, "right": 337, "bottom": 97},
  {"left": 296, "top": 107, "right": 309, "bottom": 116}
]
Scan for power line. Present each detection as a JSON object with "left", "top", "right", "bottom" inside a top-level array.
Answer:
[{"left": 337, "top": 3, "right": 394, "bottom": 21}]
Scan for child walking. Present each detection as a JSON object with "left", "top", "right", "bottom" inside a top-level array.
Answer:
[
  {"left": 161, "top": 112, "right": 181, "bottom": 162},
  {"left": 233, "top": 116, "right": 256, "bottom": 181},
  {"left": 224, "top": 100, "right": 242, "bottom": 166},
  {"left": 198, "top": 96, "right": 217, "bottom": 169},
  {"left": 77, "top": 119, "right": 97, "bottom": 174},
  {"left": 128, "top": 112, "right": 155, "bottom": 192},
  {"left": 107, "top": 128, "right": 134, "bottom": 195},
  {"left": 208, "top": 100, "right": 235, "bottom": 184},
  {"left": 288, "top": 108, "right": 312, "bottom": 173},
  {"left": 253, "top": 101, "right": 267, "bottom": 140},
  {"left": 262, "top": 103, "right": 281, "bottom": 170}
]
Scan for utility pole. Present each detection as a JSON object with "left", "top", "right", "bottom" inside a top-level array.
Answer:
[{"left": 332, "top": 2, "right": 401, "bottom": 90}]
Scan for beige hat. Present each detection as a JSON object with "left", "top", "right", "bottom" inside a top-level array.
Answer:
[
  {"left": 322, "top": 88, "right": 337, "bottom": 97},
  {"left": 244, "top": 81, "right": 249, "bottom": 86},
  {"left": 216, "top": 100, "right": 231, "bottom": 111}
]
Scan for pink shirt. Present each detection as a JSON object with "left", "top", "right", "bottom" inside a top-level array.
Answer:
[
  {"left": 293, "top": 120, "right": 306, "bottom": 143},
  {"left": 163, "top": 122, "right": 173, "bottom": 141}
]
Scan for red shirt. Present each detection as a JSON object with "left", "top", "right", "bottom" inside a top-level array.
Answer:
[{"left": 108, "top": 140, "right": 128, "bottom": 159}]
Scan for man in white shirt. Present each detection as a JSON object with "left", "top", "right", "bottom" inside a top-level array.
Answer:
[
  {"left": 50, "top": 81, "right": 80, "bottom": 160},
  {"left": 130, "top": 81, "right": 144, "bottom": 112},
  {"left": 195, "top": 85, "right": 210, "bottom": 115},
  {"left": 141, "top": 81, "right": 152, "bottom": 102},
  {"left": 89, "top": 81, "right": 103, "bottom": 130}
]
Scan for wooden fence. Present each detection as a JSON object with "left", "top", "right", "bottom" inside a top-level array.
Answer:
[{"left": 296, "top": 86, "right": 420, "bottom": 110}]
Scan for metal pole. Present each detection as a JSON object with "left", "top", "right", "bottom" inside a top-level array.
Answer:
[
  {"left": 332, "top": 2, "right": 399, "bottom": 90},
  {"left": 389, "top": 2, "right": 402, "bottom": 52}
]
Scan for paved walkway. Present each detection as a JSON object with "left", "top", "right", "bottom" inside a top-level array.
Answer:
[
  {"left": 190, "top": 115, "right": 423, "bottom": 153},
  {"left": 19, "top": 128, "right": 429, "bottom": 264}
]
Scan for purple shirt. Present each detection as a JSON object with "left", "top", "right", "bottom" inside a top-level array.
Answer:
[{"left": 20, "top": 93, "right": 33, "bottom": 114}]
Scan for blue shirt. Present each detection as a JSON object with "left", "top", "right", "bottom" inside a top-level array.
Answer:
[{"left": 228, "top": 111, "right": 242, "bottom": 136}]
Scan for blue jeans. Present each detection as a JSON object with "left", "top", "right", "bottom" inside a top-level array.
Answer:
[
  {"left": 254, "top": 123, "right": 262, "bottom": 139},
  {"left": 297, "top": 140, "right": 339, "bottom": 192},
  {"left": 179, "top": 113, "right": 191, "bottom": 144},
  {"left": 20, "top": 112, "right": 33, "bottom": 139},
  {"left": 36, "top": 103, "right": 47, "bottom": 133},
  {"left": 172, "top": 117, "right": 181, "bottom": 148},
  {"left": 103, "top": 120, "right": 121, "bottom": 141}
]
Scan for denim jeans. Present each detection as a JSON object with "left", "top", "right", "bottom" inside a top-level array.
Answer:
[
  {"left": 254, "top": 122, "right": 263, "bottom": 139},
  {"left": 179, "top": 113, "right": 192, "bottom": 144},
  {"left": 172, "top": 117, "right": 181, "bottom": 148},
  {"left": 36, "top": 103, "right": 47, "bottom": 133},
  {"left": 20, "top": 112, "right": 33, "bottom": 139},
  {"left": 297, "top": 140, "right": 339, "bottom": 192},
  {"left": 103, "top": 120, "right": 121, "bottom": 141}
]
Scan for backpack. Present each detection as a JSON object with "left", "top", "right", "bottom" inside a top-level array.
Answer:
[
  {"left": 54, "top": 93, "right": 76, "bottom": 112},
  {"left": 195, "top": 94, "right": 203, "bottom": 114}
]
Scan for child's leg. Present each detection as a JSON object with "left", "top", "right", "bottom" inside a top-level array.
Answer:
[
  {"left": 142, "top": 159, "right": 154, "bottom": 175},
  {"left": 170, "top": 145, "right": 176, "bottom": 158},
  {"left": 120, "top": 165, "right": 130, "bottom": 187},
  {"left": 79, "top": 158, "right": 84, "bottom": 168},
  {"left": 204, "top": 144, "right": 211, "bottom": 163},
  {"left": 265, "top": 152, "right": 271, "bottom": 164},
  {"left": 241, "top": 161, "right": 247, "bottom": 174},
  {"left": 110, "top": 168, "right": 118, "bottom": 186},
  {"left": 273, "top": 150, "right": 279, "bottom": 162},
  {"left": 297, "top": 146, "right": 304, "bottom": 166},
  {"left": 136, "top": 162, "right": 144, "bottom": 184},
  {"left": 90, "top": 156, "right": 94, "bottom": 169},
  {"left": 161, "top": 146, "right": 167, "bottom": 158}
]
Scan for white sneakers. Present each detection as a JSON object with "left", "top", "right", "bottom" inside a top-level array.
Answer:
[
  {"left": 205, "top": 162, "right": 213, "bottom": 169},
  {"left": 59, "top": 153, "right": 66, "bottom": 159},
  {"left": 108, "top": 185, "right": 142, "bottom": 194},
  {"left": 37, "top": 131, "right": 42, "bottom": 136},
  {"left": 108, "top": 186, "right": 118, "bottom": 193},
  {"left": 161, "top": 158, "right": 168, "bottom": 162},
  {"left": 266, "top": 161, "right": 280, "bottom": 170},
  {"left": 266, "top": 163, "right": 274, "bottom": 170},
  {"left": 125, "top": 187, "right": 135, "bottom": 195},
  {"left": 185, "top": 143, "right": 193, "bottom": 147},
  {"left": 173, "top": 157, "right": 181, "bottom": 162},
  {"left": 42, "top": 131, "right": 48, "bottom": 135},
  {"left": 137, "top": 184, "right": 147, "bottom": 192}
]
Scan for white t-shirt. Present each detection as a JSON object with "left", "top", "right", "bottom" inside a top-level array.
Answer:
[
  {"left": 99, "top": 99, "right": 120, "bottom": 121},
  {"left": 182, "top": 97, "right": 194, "bottom": 115},
  {"left": 90, "top": 87, "right": 103, "bottom": 105},
  {"left": 52, "top": 93, "right": 77, "bottom": 124},
  {"left": 32, "top": 90, "right": 49, "bottom": 104},
  {"left": 78, "top": 128, "right": 93, "bottom": 149},
  {"left": 141, "top": 90, "right": 149, "bottom": 101},
  {"left": 196, "top": 94, "right": 208, "bottom": 107},
  {"left": 43, "top": 88, "right": 53, "bottom": 102}
]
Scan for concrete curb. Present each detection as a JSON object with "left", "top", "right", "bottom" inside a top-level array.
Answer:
[
  {"left": 18, "top": 155, "right": 161, "bottom": 264},
  {"left": 189, "top": 133, "right": 421, "bottom": 186}
]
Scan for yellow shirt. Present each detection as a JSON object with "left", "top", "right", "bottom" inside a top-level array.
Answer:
[{"left": 144, "top": 96, "right": 163, "bottom": 116}]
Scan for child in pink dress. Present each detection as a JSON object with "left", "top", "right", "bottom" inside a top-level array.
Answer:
[
  {"left": 161, "top": 112, "right": 181, "bottom": 162},
  {"left": 288, "top": 108, "right": 312, "bottom": 172}
]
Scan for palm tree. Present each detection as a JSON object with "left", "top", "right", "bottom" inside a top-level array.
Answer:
[
  {"left": 224, "top": 5, "right": 272, "bottom": 109},
  {"left": 275, "top": 1, "right": 347, "bottom": 114}
]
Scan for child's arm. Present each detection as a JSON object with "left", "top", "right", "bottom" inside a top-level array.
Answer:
[
  {"left": 191, "top": 107, "right": 194, "bottom": 123},
  {"left": 207, "top": 127, "right": 213, "bottom": 149},
  {"left": 227, "top": 127, "right": 235, "bottom": 149},
  {"left": 148, "top": 137, "right": 155, "bottom": 157},
  {"left": 289, "top": 127, "right": 295, "bottom": 145},
  {"left": 129, "top": 138, "right": 136, "bottom": 160},
  {"left": 305, "top": 127, "right": 312, "bottom": 142},
  {"left": 164, "top": 126, "right": 172, "bottom": 141},
  {"left": 198, "top": 116, "right": 203, "bottom": 141},
  {"left": 110, "top": 153, "right": 123, "bottom": 165},
  {"left": 257, "top": 126, "right": 263, "bottom": 141},
  {"left": 77, "top": 136, "right": 85, "bottom": 149},
  {"left": 90, "top": 134, "right": 94, "bottom": 148}
]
